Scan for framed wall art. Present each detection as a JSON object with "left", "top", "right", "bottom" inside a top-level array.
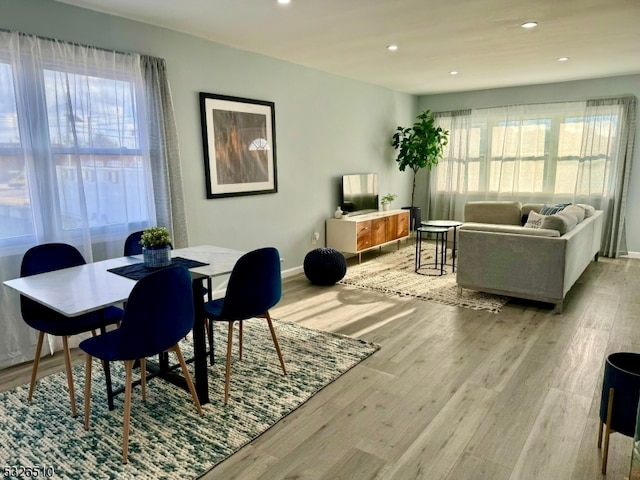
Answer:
[{"left": 199, "top": 92, "right": 277, "bottom": 198}]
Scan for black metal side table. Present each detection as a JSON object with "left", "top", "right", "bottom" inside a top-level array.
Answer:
[
  {"left": 421, "top": 220, "right": 464, "bottom": 272},
  {"left": 415, "top": 226, "right": 449, "bottom": 275}
]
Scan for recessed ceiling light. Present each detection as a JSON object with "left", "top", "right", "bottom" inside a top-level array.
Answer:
[
  {"left": 449, "top": 71, "right": 458, "bottom": 75},
  {"left": 521, "top": 21, "right": 538, "bottom": 29},
  {"left": 558, "top": 56, "right": 569, "bottom": 62},
  {"left": 387, "top": 44, "right": 399, "bottom": 52},
  {"left": 277, "top": 0, "right": 291, "bottom": 4}
]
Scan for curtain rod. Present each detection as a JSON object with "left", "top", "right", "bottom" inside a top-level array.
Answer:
[
  {"left": 434, "top": 94, "right": 637, "bottom": 116},
  {"left": 0, "top": 27, "right": 158, "bottom": 60}
]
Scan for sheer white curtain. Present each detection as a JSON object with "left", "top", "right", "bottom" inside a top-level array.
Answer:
[
  {"left": 0, "top": 32, "right": 160, "bottom": 368},
  {"left": 429, "top": 109, "right": 472, "bottom": 221},
  {"left": 574, "top": 97, "right": 636, "bottom": 256},
  {"left": 429, "top": 97, "right": 636, "bottom": 257}
]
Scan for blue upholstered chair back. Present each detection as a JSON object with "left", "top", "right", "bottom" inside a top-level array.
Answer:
[
  {"left": 115, "top": 265, "right": 195, "bottom": 359},
  {"left": 123, "top": 231, "right": 144, "bottom": 256},
  {"left": 20, "top": 243, "right": 87, "bottom": 327},
  {"left": 124, "top": 230, "right": 174, "bottom": 256},
  {"left": 221, "top": 247, "right": 281, "bottom": 320}
]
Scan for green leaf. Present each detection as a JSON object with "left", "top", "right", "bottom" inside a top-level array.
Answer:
[{"left": 391, "top": 110, "right": 449, "bottom": 207}]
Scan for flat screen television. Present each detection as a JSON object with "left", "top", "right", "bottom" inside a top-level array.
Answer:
[{"left": 341, "top": 173, "right": 379, "bottom": 216}]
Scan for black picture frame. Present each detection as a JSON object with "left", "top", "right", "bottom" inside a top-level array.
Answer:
[{"left": 199, "top": 92, "right": 277, "bottom": 198}]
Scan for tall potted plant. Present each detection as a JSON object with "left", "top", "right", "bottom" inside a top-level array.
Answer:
[{"left": 391, "top": 110, "right": 449, "bottom": 229}]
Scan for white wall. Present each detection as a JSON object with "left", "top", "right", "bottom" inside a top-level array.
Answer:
[
  {"left": 2, "top": 0, "right": 417, "bottom": 271},
  {"left": 417, "top": 75, "right": 640, "bottom": 254}
]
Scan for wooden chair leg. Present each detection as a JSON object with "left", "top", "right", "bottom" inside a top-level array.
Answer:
[
  {"left": 602, "top": 387, "right": 615, "bottom": 474},
  {"left": 597, "top": 419, "right": 603, "bottom": 448},
  {"left": 28, "top": 331, "right": 45, "bottom": 402},
  {"left": 224, "top": 322, "right": 234, "bottom": 405},
  {"left": 62, "top": 336, "right": 77, "bottom": 417},
  {"left": 264, "top": 312, "right": 287, "bottom": 375},
  {"left": 84, "top": 354, "right": 92, "bottom": 430},
  {"left": 122, "top": 360, "right": 134, "bottom": 464},
  {"left": 170, "top": 344, "right": 203, "bottom": 416},
  {"left": 140, "top": 358, "right": 147, "bottom": 401}
]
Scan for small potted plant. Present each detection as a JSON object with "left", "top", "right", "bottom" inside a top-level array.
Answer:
[
  {"left": 380, "top": 193, "right": 397, "bottom": 211},
  {"left": 140, "top": 226, "right": 172, "bottom": 267}
]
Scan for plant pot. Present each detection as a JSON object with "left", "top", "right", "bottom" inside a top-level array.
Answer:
[
  {"left": 402, "top": 206, "right": 422, "bottom": 230},
  {"left": 142, "top": 245, "right": 172, "bottom": 268},
  {"left": 598, "top": 352, "right": 640, "bottom": 474},
  {"left": 382, "top": 203, "right": 390, "bottom": 211}
]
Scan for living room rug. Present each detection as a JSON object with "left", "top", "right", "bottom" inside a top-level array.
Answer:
[
  {"left": 339, "top": 243, "right": 509, "bottom": 313},
  {"left": 0, "top": 320, "right": 379, "bottom": 480}
]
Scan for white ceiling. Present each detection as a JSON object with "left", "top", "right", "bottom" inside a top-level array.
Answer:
[{"left": 54, "top": 0, "right": 640, "bottom": 95}]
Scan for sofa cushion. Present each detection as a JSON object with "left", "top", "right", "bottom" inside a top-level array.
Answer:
[
  {"left": 564, "top": 204, "right": 586, "bottom": 223},
  {"left": 464, "top": 201, "right": 522, "bottom": 225},
  {"left": 577, "top": 203, "right": 596, "bottom": 217},
  {"left": 541, "top": 210, "right": 578, "bottom": 235}
]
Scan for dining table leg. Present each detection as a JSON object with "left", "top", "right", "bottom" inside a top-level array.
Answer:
[{"left": 192, "top": 277, "right": 210, "bottom": 405}]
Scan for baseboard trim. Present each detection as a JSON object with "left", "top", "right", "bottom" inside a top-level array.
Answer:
[
  {"left": 282, "top": 265, "right": 304, "bottom": 278},
  {"left": 622, "top": 251, "right": 640, "bottom": 259}
]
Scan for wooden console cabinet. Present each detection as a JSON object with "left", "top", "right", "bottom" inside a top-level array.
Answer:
[{"left": 326, "top": 210, "right": 410, "bottom": 263}]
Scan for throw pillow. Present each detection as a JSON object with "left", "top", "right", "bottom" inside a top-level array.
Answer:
[
  {"left": 541, "top": 210, "right": 578, "bottom": 235},
  {"left": 564, "top": 204, "right": 585, "bottom": 223},
  {"left": 524, "top": 210, "right": 545, "bottom": 229},
  {"left": 540, "top": 203, "right": 570, "bottom": 215},
  {"left": 577, "top": 203, "right": 596, "bottom": 217}
]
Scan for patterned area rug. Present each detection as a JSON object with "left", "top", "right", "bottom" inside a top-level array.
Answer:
[
  {"left": 0, "top": 320, "right": 379, "bottom": 479},
  {"left": 339, "top": 243, "right": 509, "bottom": 313}
]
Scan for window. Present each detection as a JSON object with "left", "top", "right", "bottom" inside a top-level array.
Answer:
[
  {"left": 436, "top": 104, "right": 621, "bottom": 200},
  {"left": 0, "top": 39, "right": 152, "bottom": 249}
]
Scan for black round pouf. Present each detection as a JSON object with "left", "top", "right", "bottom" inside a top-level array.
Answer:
[{"left": 304, "top": 248, "right": 347, "bottom": 285}]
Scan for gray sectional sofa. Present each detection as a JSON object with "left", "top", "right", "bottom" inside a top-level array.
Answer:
[{"left": 456, "top": 201, "right": 603, "bottom": 313}]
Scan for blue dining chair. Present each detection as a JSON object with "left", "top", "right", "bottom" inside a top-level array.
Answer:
[
  {"left": 123, "top": 230, "right": 145, "bottom": 256},
  {"left": 124, "top": 229, "right": 211, "bottom": 346},
  {"left": 203, "top": 246, "right": 286, "bottom": 404},
  {"left": 80, "top": 265, "right": 203, "bottom": 464},
  {"left": 20, "top": 243, "right": 123, "bottom": 417},
  {"left": 123, "top": 230, "right": 173, "bottom": 256}
]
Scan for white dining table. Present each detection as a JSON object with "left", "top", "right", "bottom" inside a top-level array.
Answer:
[{"left": 3, "top": 245, "right": 245, "bottom": 406}]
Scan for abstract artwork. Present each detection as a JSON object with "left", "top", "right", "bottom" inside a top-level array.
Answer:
[{"left": 199, "top": 93, "right": 277, "bottom": 198}]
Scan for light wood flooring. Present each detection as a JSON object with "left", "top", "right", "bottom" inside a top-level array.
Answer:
[{"left": 2, "top": 251, "right": 639, "bottom": 479}]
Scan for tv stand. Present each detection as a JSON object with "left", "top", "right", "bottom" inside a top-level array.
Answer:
[
  {"left": 326, "top": 209, "right": 410, "bottom": 263},
  {"left": 344, "top": 209, "right": 377, "bottom": 217}
]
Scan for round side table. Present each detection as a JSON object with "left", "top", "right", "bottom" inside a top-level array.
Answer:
[
  {"left": 415, "top": 226, "right": 449, "bottom": 275},
  {"left": 421, "top": 220, "right": 463, "bottom": 272}
]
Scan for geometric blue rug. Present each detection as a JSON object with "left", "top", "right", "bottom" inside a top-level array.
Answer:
[{"left": 0, "top": 319, "right": 379, "bottom": 479}]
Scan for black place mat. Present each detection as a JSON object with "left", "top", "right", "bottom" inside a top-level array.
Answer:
[{"left": 107, "top": 257, "right": 209, "bottom": 280}]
